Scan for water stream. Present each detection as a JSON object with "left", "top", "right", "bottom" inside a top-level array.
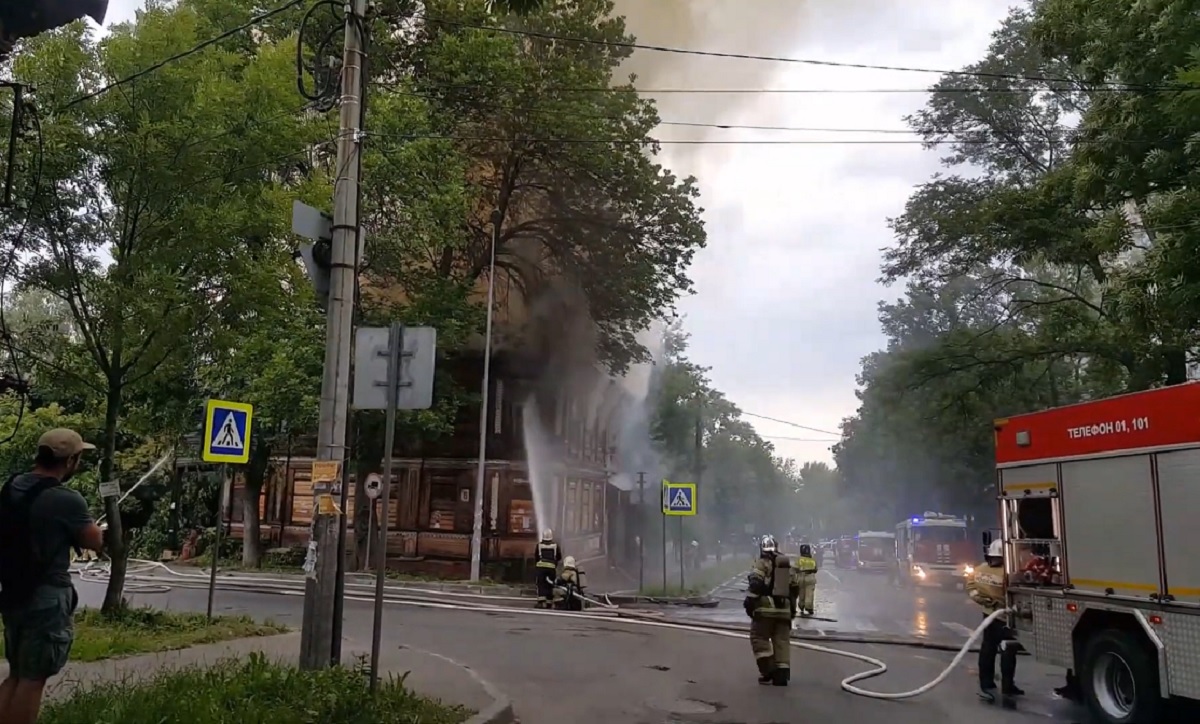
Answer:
[{"left": 521, "top": 397, "right": 555, "bottom": 534}]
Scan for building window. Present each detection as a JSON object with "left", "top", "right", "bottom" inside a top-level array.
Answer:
[
  {"left": 580, "top": 481, "right": 590, "bottom": 532},
  {"left": 566, "top": 479, "right": 578, "bottom": 533},
  {"left": 429, "top": 480, "right": 457, "bottom": 531},
  {"left": 508, "top": 480, "right": 535, "bottom": 534}
]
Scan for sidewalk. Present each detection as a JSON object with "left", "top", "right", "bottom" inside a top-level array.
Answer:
[{"left": 35, "top": 633, "right": 515, "bottom": 724}]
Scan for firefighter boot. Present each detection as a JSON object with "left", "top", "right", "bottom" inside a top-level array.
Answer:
[
  {"left": 756, "top": 658, "right": 774, "bottom": 685},
  {"left": 772, "top": 667, "right": 790, "bottom": 687}
]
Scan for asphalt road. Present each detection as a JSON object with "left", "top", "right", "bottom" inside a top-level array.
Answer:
[
  {"left": 681, "top": 561, "right": 986, "bottom": 645},
  {"left": 74, "top": 569, "right": 1092, "bottom": 723}
]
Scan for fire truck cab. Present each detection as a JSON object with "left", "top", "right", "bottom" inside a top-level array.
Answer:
[
  {"left": 834, "top": 535, "right": 857, "bottom": 569},
  {"left": 893, "top": 512, "right": 974, "bottom": 588},
  {"left": 995, "top": 382, "right": 1200, "bottom": 724},
  {"left": 855, "top": 531, "right": 895, "bottom": 572}
]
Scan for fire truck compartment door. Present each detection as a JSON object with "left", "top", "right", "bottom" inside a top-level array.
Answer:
[
  {"left": 999, "top": 463, "right": 1058, "bottom": 498},
  {"left": 1154, "top": 449, "right": 1200, "bottom": 604},
  {"left": 1060, "top": 455, "right": 1160, "bottom": 598}
]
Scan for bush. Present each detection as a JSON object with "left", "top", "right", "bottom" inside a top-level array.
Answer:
[{"left": 41, "top": 654, "right": 471, "bottom": 724}]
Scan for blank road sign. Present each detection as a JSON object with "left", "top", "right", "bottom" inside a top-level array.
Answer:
[
  {"left": 661, "top": 480, "right": 697, "bottom": 516},
  {"left": 203, "top": 399, "right": 254, "bottom": 464}
]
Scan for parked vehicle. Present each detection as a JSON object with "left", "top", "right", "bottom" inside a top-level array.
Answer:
[{"left": 995, "top": 382, "right": 1200, "bottom": 724}]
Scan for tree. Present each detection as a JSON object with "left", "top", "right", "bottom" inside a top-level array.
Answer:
[
  {"left": 377, "top": 0, "right": 707, "bottom": 373},
  {"left": 836, "top": 0, "right": 1200, "bottom": 522},
  {"left": 3, "top": 0, "right": 323, "bottom": 611},
  {"left": 645, "top": 318, "right": 804, "bottom": 542},
  {"left": 202, "top": 266, "right": 324, "bottom": 567}
]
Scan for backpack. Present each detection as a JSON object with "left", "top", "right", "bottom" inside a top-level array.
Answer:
[{"left": 0, "top": 474, "right": 60, "bottom": 609}]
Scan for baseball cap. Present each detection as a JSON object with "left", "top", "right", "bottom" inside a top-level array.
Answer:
[{"left": 37, "top": 428, "right": 96, "bottom": 458}]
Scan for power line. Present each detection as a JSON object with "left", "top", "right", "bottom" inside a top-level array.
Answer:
[
  {"left": 758, "top": 435, "right": 839, "bottom": 443},
  {"left": 425, "top": 18, "right": 1157, "bottom": 90},
  {"left": 60, "top": 0, "right": 307, "bottom": 110},
  {"left": 739, "top": 411, "right": 841, "bottom": 437},
  {"left": 370, "top": 132, "right": 1165, "bottom": 146},
  {"left": 389, "top": 88, "right": 1105, "bottom": 137},
  {"left": 420, "top": 83, "right": 1182, "bottom": 95}
]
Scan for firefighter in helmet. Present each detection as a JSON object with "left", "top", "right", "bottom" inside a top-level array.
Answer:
[
  {"left": 533, "top": 528, "right": 562, "bottom": 609},
  {"left": 968, "top": 538, "right": 1023, "bottom": 701},
  {"left": 796, "top": 543, "right": 818, "bottom": 616},
  {"left": 744, "top": 534, "right": 802, "bottom": 686}
]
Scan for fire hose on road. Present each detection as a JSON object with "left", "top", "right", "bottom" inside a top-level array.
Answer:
[{"left": 74, "top": 559, "right": 1010, "bottom": 702}]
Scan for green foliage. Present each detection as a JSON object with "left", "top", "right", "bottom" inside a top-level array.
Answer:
[
  {"left": 836, "top": 1, "right": 1200, "bottom": 522},
  {"left": 40, "top": 654, "right": 469, "bottom": 724},
  {"left": 371, "top": 0, "right": 707, "bottom": 373},
  {"left": 647, "top": 319, "right": 805, "bottom": 539}
]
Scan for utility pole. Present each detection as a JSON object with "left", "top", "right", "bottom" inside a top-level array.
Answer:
[
  {"left": 469, "top": 209, "right": 501, "bottom": 582},
  {"left": 298, "top": 0, "right": 368, "bottom": 671}
]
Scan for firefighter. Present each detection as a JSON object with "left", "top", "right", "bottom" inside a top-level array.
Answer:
[
  {"left": 968, "top": 539, "right": 1023, "bottom": 701},
  {"left": 533, "top": 528, "right": 562, "bottom": 609},
  {"left": 744, "top": 534, "right": 802, "bottom": 686},
  {"left": 796, "top": 543, "right": 818, "bottom": 616},
  {"left": 553, "top": 555, "right": 584, "bottom": 611}
]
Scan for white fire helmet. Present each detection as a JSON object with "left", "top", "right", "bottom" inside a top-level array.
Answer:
[
  {"left": 541, "top": 528, "right": 554, "bottom": 542},
  {"left": 987, "top": 539, "right": 1003, "bottom": 560},
  {"left": 759, "top": 534, "right": 778, "bottom": 553},
  {"left": 563, "top": 555, "right": 577, "bottom": 569}
]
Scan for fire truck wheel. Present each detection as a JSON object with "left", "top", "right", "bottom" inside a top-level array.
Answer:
[{"left": 1080, "top": 629, "right": 1164, "bottom": 724}]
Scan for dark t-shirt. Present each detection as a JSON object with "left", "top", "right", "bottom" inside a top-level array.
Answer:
[{"left": 7, "top": 472, "right": 94, "bottom": 588}]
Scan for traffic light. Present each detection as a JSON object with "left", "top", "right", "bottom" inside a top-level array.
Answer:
[{"left": 0, "top": 0, "right": 108, "bottom": 50}]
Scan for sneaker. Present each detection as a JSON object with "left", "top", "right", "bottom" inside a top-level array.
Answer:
[{"left": 978, "top": 688, "right": 997, "bottom": 703}]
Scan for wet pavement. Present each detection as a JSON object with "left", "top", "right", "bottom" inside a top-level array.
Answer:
[
  {"left": 674, "top": 561, "right": 985, "bottom": 646},
  {"left": 76, "top": 577, "right": 1091, "bottom": 723}
]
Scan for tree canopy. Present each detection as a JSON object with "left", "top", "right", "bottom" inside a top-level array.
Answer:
[
  {"left": 0, "top": 0, "right": 715, "bottom": 604},
  {"left": 834, "top": 0, "right": 1200, "bottom": 524}
]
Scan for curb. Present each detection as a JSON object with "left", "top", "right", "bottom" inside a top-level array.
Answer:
[{"left": 398, "top": 645, "right": 516, "bottom": 724}]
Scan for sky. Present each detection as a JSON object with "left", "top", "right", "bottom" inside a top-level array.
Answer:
[
  {"left": 609, "top": 1, "right": 1018, "bottom": 465},
  {"left": 100, "top": 0, "right": 1018, "bottom": 466}
]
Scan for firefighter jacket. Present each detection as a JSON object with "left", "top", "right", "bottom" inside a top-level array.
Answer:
[
  {"left": 557, "top": 566, "right": 579, "bottom": 586},
  {"left": 966, "top": 561, "right": 1006, "bottom": 614},
  {"left": 796, "top": 555, "right": 818, "bottom": 573},
  {"left": 746, "top": 554, "right": 802, "bottom": 620},
  {"left": 535, "top": 541, "right": 562, "bottom": 570}
]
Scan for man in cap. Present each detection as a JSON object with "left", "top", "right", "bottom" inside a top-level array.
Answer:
[{"left": 0, "top": 428, "right": 105, "bottom": 724}]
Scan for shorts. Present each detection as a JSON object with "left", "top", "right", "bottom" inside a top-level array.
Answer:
[{"left": 2, "top": 586, "right": 78, "bottom": 680}]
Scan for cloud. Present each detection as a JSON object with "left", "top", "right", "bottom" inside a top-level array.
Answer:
[{"left": 611, "top": 1, "right": 1017, "bottom": 465}]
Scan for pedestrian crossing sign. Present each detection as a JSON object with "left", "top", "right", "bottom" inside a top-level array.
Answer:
[
  {"left": 661, "top": 480, "right": 697, "bottom": 516},
  {"left": 202, "top": 398, "right": 254, "bottom": 464}
]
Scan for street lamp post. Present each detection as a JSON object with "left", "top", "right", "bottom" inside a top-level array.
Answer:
[{"left": 469, "top": 209, "right": 502, "bottom": 582}]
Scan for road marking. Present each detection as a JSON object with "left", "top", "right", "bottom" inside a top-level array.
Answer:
[
  {"left": 821, "top": 569, "right": 841, "bottom": 584},
  {"left": 942, "top": 622, "right": 974, "bottom": 638}
]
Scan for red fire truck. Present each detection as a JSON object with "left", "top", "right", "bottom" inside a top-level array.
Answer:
[
  {"left": 834, "top": 535, "right": 857, "bottom": 569},
  {"left": 892, "top": 512, "right": 975, "bottom": 588},
  {"left": 995, "top": 382, "right": 1200, "bottom": 724},
  {"left": 854, "top": 531, "right": 894, "bottom": 572}
]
